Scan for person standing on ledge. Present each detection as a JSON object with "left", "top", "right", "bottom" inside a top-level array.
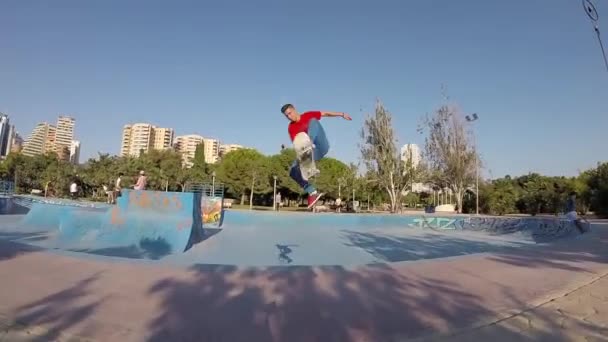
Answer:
[{"left": 280, "top": 103, "right": 352, "bottom": 209}]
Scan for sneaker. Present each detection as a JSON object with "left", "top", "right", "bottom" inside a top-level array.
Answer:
[{"left": 307, "top": 192, "right": 324, "bottom": 209}]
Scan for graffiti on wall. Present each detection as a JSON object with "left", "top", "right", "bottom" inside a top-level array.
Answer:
[
  {"left": 409, "top": 215, "right": 581, "bottom": 242},
  {"left": 410, "top": 217, "right": 462, "bottom": 230},
  {"left": 202, "top": 197, "right": 223, "bottom": 226},
  {"left": 127, "top": 191, "right": 183, "bottom": 212}
]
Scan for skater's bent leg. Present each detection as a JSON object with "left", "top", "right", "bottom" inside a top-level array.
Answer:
[
  {"left": 307, "top": 119, "right": 329, "bottom": 161},
  {"left": 289, "top": 160, "right": 316, "bottom": 194}
]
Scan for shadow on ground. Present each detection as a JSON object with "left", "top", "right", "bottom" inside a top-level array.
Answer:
[
  {"left": 486, "top": 233, "right": 608, "bottom": 272},
  {"left": 5, "top": 226, "right": 607, "bottom": 341},
  {"left": 69, "top": 237, "right": 173, "bottom": 260},
  {"left": 67, "top": 228, "right": 221, "bottom": 260},
  {"left": 7, "top": 240, "right": 608, "bottom": 341},
  {"left": 0, "top": 239, "right": 43, "bottom": 262},
  {"left": 12, "top": 273, "right": 105, "bottom": 342},
  {"left": 142, "top": 259, "right": 608, "bottom": 342},
  {"left": 342, "top": 230, "right": 525, "bottom": 262},
  {"left": 145, "top": 264, "right": 498, "bottom": 341}
]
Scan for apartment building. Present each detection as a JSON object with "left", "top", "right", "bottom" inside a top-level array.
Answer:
[
  {"left": 219, "top": 143, "right": 244, "bottom": 157},
  {"left": 174, "top": 134, "right": 204, "bottom": 167},
  {"left": 202, "top": 138, "right": 220, "bottom": 164},
  {"left": 55, "top": 116, "right": 76, "bottom": 154},
  {"left": 44, "top": 125, "right": 58, "bottom": 155},
  {"left": 10, "top": 132, "right": 23, "bottom": 153},
  {"left": 21, "top": 122, "right": 53, "bottom": 157},
  {"left": 120, "top": 123, "right": 174, "bottom": 157},
  {"left": 21, "top": 116, "right": 76, "bottom": 161},
  {"left": 152, "top": 127, "right": 174, "bottom": 150}
]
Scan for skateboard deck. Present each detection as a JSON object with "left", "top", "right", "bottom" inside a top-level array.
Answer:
[{"left": 293, "top": 132, "right": 319, "bottom": 181}]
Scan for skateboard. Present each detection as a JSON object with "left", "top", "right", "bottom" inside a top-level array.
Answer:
[{"left": 293, "top": 132, "right": 320, "bottom": 181}]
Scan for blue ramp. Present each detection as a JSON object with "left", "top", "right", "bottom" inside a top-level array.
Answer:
[
  {"left": 5, "top": 190, "right": 225, "bottom": 259},
  {"left": 53, "top": 190, "right": 205, "bottom": 258}
]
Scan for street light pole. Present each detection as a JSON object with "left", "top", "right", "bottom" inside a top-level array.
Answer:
[
  {"left": 273, "top": 175, "right": 277, "bottom": 211},
  {"left": 465, "top": 113, "right": 480, "bottom": 215},
  {"left": 211, "top": 171, "right": 216, "bottom": 196},
  {"left": 475, "top": 152, "right": 479, "bottom": 215}
]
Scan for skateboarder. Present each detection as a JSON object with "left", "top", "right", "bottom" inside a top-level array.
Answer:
[{"left": 280, "top": 103, "right": 352, "bottom": 209}]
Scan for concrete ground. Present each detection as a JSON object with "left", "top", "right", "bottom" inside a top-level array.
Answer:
[{"left": 0, "top": 223, "right": 607, "bottom": 341}]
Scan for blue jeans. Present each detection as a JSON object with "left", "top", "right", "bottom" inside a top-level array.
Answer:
[{"left": 289, "top": 119, "right": 329, "bottom": 194}]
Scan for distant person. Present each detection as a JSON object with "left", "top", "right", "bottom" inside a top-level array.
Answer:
[
  {"left": 103, "top": 184, "right": 112, "bottom": 203},
  {"left": 70, "top": 181, "right": 78, "bottom": 199},
  {"left": 335, "top": 198, "right": 342, "bottom": 213},
  {"left": 113, "top": 173, "right": 123, "bottom": 203},
  {"left": 565, "top": 192, "right": 586, "bottom": 233},
  {"left": 133, "top": 170, "right": 147, "bottom": 190},
  {"left": 275, "top": 192, "right": 282, "bottom": 211}
]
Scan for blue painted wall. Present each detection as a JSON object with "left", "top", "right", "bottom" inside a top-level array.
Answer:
[{"left": 11, "top": 190, "right": 225, "bottom": 257}]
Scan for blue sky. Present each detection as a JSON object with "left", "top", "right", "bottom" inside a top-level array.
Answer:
[{"left": 1, "top": 0, "right": 607, "bottom": 178}]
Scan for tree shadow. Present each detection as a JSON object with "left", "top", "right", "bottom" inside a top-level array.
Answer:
[
  {"left": 481, "top": 224, "right": 608, "bottom": 272},
  {"left": 145, "top": 263, "right": 506, "bottom": 341},
  {"left": 70, "top": 237, "right": 173, "bottom": 260},
  {"left": 342, "top": 230, "right": 525, "bottom": 263},
  {"left": 486, "top": 243, "right": 608, "bottom": 272},
  {"left": 144, "top": 227, "right": 608, "bottom": 341},
  {"left": 0, "top": 239, "right": 43, "bottom": 261},
  {"left": 12, "top": 273, "right": 105, "bottom": 342},
  {"left": 146, "top": 260, "right": 608, "bottom": 342}
]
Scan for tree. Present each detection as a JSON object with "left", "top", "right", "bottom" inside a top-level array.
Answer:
[
  {"left": 215, "top": 148, "right": 271, "bottom": 205},
  {"left": 268, "top": 148, "right": 302, "bottom": 197},
  {"left": 574, "top": 170, "right": 593, "bottom": 214},
  {"left": 485, "top": 178, "right": 518, "bottom": 215},
  {"left": 419, "top": 102, "right": 478, "bottom": 213},
  {"left": 359, "top": 100, "right": 422, "bottom": 213},
  {"left": 175, "top": 167, "right": 193, "bottom": 192},
  {"left": 315, "top": 157, "right": 352, "bottom": 199},
  {"left": 191, "top": 142, "right": 208, "bottom": 180},
  {"left": 587, "top": 162, "right": 608, "bottom": 217},
  {"left": 158, "top": 150, "right": 184, "bottom": 191}
]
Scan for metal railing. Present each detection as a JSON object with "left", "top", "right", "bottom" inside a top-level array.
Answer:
[
  {"left": 0, "top": 180, "right": 15, "bottom": 197},
  {"left": 185, "top": 182, "right": 225, "bottom": 198}
]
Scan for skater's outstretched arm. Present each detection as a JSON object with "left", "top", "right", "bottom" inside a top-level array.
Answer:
[{"left": 321, "top": 111, "right": 352, "bottom": 120}]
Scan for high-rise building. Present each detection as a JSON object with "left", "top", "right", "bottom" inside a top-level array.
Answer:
[
  {"left": 54, "top": 116, "right": 75, "bottom": 160},
  {"left": 44, "top": 125, "right": 58, "bottom": 155},
  {"left": 120, "top": 123, "right": 174, "bottom": 157},
  {"left": 21, "top": 116, "right": 76, "bottom": 161},
  {"left": 202, "top": 138, "right": 220, "bottom": 164},
  {"left": 4, "top": 125, "right": 16, "bottom": 156},
  {"left": 0, "top": 114, "right": 11, "bottom": 158},
  {"left": 21, "top": 122, "right": 53, "bottom": 157},
  {"left": 70, "top": 140, "right": 81, "bottom": 164},
  {"left": 174, "top": 134, "right": 204, "bottom": 168},
  {"left": 151, "top": 127, "right": 174, "bottom": 150},
  {"left": 10, "top": 132, "right": 23, "bottom": 154},
  {"left": 219, "top": 143, "right": 244, "bottom": 157},
  {"left": 401, "top": 143, "right": 422, "bottom": 168}
]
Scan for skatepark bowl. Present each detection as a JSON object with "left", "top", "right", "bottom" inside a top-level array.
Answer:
[{"left": 0, "top": 189, "right": 589, "bottom": 268}]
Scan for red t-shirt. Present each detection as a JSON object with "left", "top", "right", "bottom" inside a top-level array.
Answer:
[{"left": 288, "top": 111, "right": 321, "bottom": 141}]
